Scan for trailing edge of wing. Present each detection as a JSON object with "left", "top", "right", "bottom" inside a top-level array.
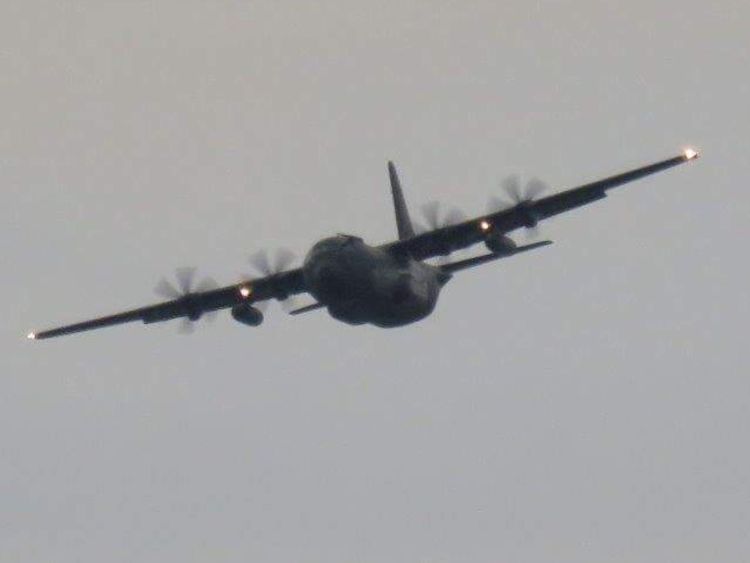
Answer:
[
  {"left": 441, "top": 240, "right": 553, "bottom": 273},
  {"left": 533, "top": 152, "right": 697, "bottom": 221},
  {"left": 29, "top": 287, "right": 243, "bottom": 340},
  {"left": 29, "top": 307, "right": 152, "bottom": 340}
]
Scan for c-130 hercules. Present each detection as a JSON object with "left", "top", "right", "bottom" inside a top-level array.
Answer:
[{"left": 28, "top": 148, "right": 699, "bottom": 340}]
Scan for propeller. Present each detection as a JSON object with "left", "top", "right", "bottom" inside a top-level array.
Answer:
[
  {"left": 487, "top": 175, "right": 549, "bottom": 237},
  {"left": 249, "top": 248, "right": 296, "bottom": 277},
  {"left": 154, "top": 267, "right": 220, "bottom": 334},
  {"left": 415, "top": 202, "right": 467, "bottom": 264},
  {"left": 419, "top": 201, "right": 467, "bottom": 231},
  {"left": 245, "top": 248, "right": 298, "bottom": 311}
]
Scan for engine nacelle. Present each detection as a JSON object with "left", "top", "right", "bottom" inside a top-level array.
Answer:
[
  {"left": 231, "top": 303, "right": 264, "bottom": 327},
  {"left": 484, "top": 230, "right": 517, "bottom": 255}
]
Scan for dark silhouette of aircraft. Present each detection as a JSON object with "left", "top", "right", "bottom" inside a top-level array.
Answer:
[{"left": 28, "top": 148, "right": 699, "bottom": 340}]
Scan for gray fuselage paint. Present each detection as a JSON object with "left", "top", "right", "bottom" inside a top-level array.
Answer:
[{"left": 303, "top": 235, "right": 449, "bottom": 327}]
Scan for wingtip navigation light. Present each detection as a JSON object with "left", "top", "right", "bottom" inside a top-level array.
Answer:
[{"left": 683, "top": 147, "right": 699, "bottom": 161}]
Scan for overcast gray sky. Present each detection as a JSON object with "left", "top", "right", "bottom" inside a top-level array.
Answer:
[{"left": 3, "top": 1, "right": 748, "bottom": 562}]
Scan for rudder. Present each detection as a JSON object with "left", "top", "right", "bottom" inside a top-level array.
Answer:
[{"left": 388, "top": 161, "right": 416, "bottom": 240}]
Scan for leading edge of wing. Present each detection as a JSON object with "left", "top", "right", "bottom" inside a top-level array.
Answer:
[
  {"left": 28, "top": 285, "right": 246, "bottom": 340},
  {"left": 385, "top": 148, "right": 699, "bottom": 261},
  {"left": 28, "top": 268, "right": 307, "bottom": 340},
  {"left": 532, "top": 148, "right": 700, "bottom": 221}
]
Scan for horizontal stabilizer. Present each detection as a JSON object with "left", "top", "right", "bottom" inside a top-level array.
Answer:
[
  {"left": 441, "top": 240, "right": 553, "bottom": 273},
  {"left": 289, "top": 302, "right": 325, "bottom": 315}
]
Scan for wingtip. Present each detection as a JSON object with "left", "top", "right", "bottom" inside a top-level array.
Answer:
[
  {"left": 682, "top": 147, "right": 700, "bottom": 161},
  {"left": 522, "top": 240, "right": 554, "bottom": 251}
]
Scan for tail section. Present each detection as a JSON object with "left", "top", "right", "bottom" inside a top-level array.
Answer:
[{"left": 388, "top": 161, "right": 416, "bottom": 240}]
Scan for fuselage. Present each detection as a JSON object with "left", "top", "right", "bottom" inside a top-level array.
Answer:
[{"left": 302, "top": 235, "right": 450, "bottom": 327}]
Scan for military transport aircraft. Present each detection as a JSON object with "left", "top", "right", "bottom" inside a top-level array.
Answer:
[{"left": 27, "top": 148, "right": 699, "bottom": 340}]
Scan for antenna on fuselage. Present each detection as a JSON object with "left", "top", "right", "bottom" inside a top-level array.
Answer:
[{"left": 388, "top": 161, "right": 416, "bottom": 240}]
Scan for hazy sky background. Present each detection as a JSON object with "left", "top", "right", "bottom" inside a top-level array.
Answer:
[{"left": 3, "top": 1, "right": 748, "bottom": 562}]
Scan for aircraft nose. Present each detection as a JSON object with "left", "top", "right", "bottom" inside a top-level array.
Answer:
[{"left": 391, "top": 275, "right": 413, "bottom": 304}]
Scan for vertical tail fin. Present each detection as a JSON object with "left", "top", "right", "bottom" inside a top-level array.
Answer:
[{"left": 388, "top": 161, "right": 416, "bottom": 240}]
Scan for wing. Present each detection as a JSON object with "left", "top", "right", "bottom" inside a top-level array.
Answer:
[
  {"left": 385, "top": 150, "right": 699, "bottom": 261},
  {"left": 28, "top": 268, "right": 307, "bottom": 340}
]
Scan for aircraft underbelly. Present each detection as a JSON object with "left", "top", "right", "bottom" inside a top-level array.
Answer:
[{"left": 303, "top": 236, "right": 441, "bottom": 327}]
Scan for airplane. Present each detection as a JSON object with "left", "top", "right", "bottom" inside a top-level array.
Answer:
[{"left": 27, "top": 148, "right": 700, "bottom": 340}]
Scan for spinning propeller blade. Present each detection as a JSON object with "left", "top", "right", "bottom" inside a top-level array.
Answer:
[
  {"left": 153, "top": 268, "right": 219, "bottom": 334},
  {"left": 487, "top": 175, "right": 550, "bottom": 238},
  {"left": 419, "top": 201, "right": 466, "bottom": 230},
  {"left": 245, "top": 248, "right": 299, "bottom": 312}
]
